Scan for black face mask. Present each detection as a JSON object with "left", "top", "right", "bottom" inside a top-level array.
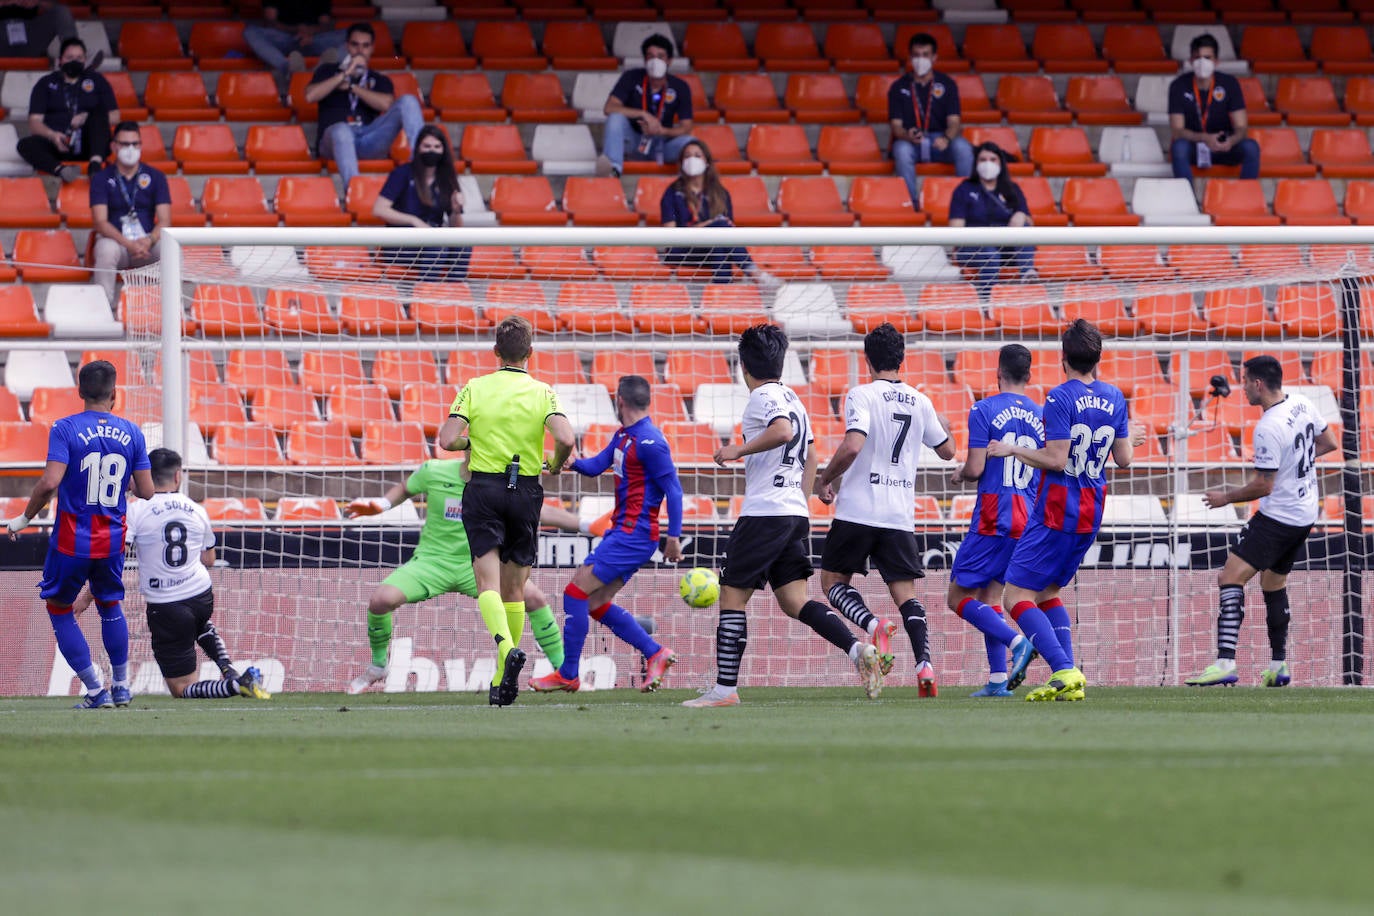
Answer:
[
  {"left": 61, "top": 60, "right": 85, "bottom": 78},
  {"left": 417, "top": 151, "right": 444, "bottom": 168}
]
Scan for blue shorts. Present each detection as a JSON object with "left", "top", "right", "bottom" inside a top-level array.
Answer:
[
  {"left": 1003, "top": 522, "right": 1096, "bottom": 594},
  {"left": 39, "top": 550, "right": 126, "bottom": 605},
  {"left": 950, "top": 531, "right": 1016, "bottom": 590},
  {"left": 586, "top": 528, "right": 657, "bottom": 585}
]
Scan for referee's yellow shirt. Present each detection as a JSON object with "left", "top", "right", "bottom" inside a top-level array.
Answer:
[{"left": 449, "top": 367, "right": 562, "bottom": 476}]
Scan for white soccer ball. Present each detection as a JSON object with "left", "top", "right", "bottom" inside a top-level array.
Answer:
[{"left": 679, "top": 567, "right": 720, "bottom": 609}]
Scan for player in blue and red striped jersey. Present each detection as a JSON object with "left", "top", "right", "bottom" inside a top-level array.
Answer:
[
  {"left": 530, "top": 375, "right": 683, "bottom": 693},
  {"left": 987, "top": 320, "right": 1146, "bottom": 702},
  {"left": 4, "top": 361, "right": 153, "bottom": 709},
  {"left": 947, "top": 344, "right": 1042, "bottom": 698}
]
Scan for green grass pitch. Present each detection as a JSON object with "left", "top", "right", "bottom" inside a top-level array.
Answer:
[{"left": 2, "top": 687, "right": 1372, "bottom": 915}]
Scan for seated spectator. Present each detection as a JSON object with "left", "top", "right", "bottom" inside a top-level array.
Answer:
[
  {"left": 1169, "top": 33, "right": 1259, "bottom": 180},
  {"left": 948, "top": 142, "right": 1035, "bottom": 298},
  {"left": 597, "top": 33, "right": 695, "bottom": 179},
  {"left": 90, "top": 121, "right": 170, "bottom": 303},
  {"left": 889, "top": 31, "right": 973, "bottom": 210},
  {"left": 660, "top": 141, "right": 775, "bottom": 288},
  {"left": 305, "top": 22, "right": 422, "bottom": 194},
  {"left": 244, "top": 2, "right": 345, "bottom": 95},
  {"left": 372, "top": 125, "right": 468, "bottom": 281},
  {"left": 16, "top": 36, "right": 117, "bottom": 182},
  {"left": 0, "top": 1, "right": 75, "bottom": 58}
]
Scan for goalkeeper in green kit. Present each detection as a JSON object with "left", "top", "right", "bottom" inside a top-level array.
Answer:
[{"left": 344, "top": 458, "right": 583, "bottom": 694}]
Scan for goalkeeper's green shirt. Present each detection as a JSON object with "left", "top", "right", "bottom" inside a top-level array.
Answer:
[
  {"left": 406, "top": 461, "right": 472, "bottom": 561},
  {"left": 449, "top": 366, "right": 562, "bottom": 476}
]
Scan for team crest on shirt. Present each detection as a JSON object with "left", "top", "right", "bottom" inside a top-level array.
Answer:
[
  {"left": 1212, "top": 86, "right": 1226, "bottom": 102},
  {"left": 81, "top": 78, "right": 94, "bottom": 92},
  {"left": 932, "top": 83, "right": 946, "bottom": 98},
  {"left": 137, "top": 173, "right": 151, "bottom": 189},
  {"left": 1255, "top": 443, "right": 1273, "bottom": 462},
  {"left": 664, "top": 88, "right": 677, "bottom": 103}
]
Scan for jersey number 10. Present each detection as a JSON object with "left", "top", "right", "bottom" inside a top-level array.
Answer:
[{"left": 999, "top": 432, "right": 1036, "bottom": 488}]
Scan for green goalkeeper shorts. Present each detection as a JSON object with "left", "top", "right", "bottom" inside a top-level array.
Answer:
[{"left": 383, "top": 556, "right": 478, "bottom": 604}]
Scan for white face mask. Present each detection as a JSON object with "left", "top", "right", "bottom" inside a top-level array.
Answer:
[
  {"left": 912, "top": 56, "right": 933, "bottom": 76},
  {"left": 645, "top": 57, "right": 668, "bottom": 79},
  {"left": 116, "top": 146, "right": 141, "bottom": 167},
  {"left": 681, "top": 156, "right": 707, "bottom": 177},
  {"left": 1192, "top": 56, "right": 1215, "bottom": 80},
  {"left": 976, "top": 159, "right": 1000, "bottom": 182}
]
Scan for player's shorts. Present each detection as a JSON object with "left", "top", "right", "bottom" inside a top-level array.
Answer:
[
  {"left": 586, "top": 528, "right": 658, "bottom": 585},
  {"left": 384, "top": 554, "right": 478, "bottom": 603},
  {"left": 1233, "top": 511, "right": 1312, "bottom": 576},
  {"left": 146, "top": 587, "right": 214, "bottom": 679},
  {"left": 461, "top": 472, "right": 544, "bottom": 568},
  {"left": 39, "top": 550, "right": 125, "bottom": 605},
  {"left": 1003, "top": 521, "right": 1096, "bottom": 594},
  {"left": 819, "top": 518, "right": 923, "bottom": 583},
  {"left": 720, "top": 515, "right": 813, "bottom": 592},
  {"left": 950, "top": 530, "right": 1016, "bottom": 590}
]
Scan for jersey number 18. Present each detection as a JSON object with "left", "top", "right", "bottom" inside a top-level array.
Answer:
[{"left": 79, "top": 452, "right": 127, "bottom": 508}]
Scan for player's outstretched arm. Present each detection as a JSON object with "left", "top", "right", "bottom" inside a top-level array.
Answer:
[
  {"left": 1203, "top": 469, "right": 1275, "bottom": 508},
  {"left": 5, "top": 460, "right": 64, "bottom": 539},
  {"left": 571, "top": 434, "right": 616, "bottom": 477},
  {"left": 715, "top": 416, "right": 792, "bottom": 465},
  {"left": 347, "top": 478, "right": 411, "bottom": 517}
]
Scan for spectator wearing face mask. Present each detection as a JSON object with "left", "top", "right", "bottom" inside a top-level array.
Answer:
[
  {"left": 90, "top": 120, "right": 171, "bottom": 303},
  {"left": 597, "top": 33, "right": 695, "bottom": 179},
  {"left": 888, "top": 32, "right": 973, "bottom": 210},
  {"left": 948, "top": 142, "right": 1035, "bottom": 299},
  {"left": 17, "top": 36, "right": 118, "bottom": 182},
  {"left": 372, "top": 125, "right": 468, "bottom": 281},
  {"left": 1168, "top": 33, "right": 1259, "bottom": 180},
  {"left": 660, "top": 141, "right": 776, "bottom": 287}
]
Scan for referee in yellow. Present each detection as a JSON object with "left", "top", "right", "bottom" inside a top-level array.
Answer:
[{"left": 438, "top": 316, "right": 576, "bottom": 706}]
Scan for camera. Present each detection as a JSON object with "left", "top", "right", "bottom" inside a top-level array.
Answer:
[{"left": 1208, "top": 374, "right": 1231, "bottom": 399}]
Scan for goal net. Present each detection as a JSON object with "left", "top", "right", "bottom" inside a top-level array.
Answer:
[{"left": 9, "top": 225, "right": 1372, "bottom": 696}]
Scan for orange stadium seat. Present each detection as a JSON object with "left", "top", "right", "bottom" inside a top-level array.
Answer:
[
  {"left": 345, "top": 176, "right": 387, "bottom": 227},
  {"left": 683, "top": 23, "right": 758, "bottom": 71},
  {"left": 1021, "top": 176, "right": 1070, "bottom": 225},
  {"left": 721, "top": 176, "right": 784, "bottom": 227},
  {"left": 25, "top": 387, "right": 83, "bottom": 427},
  {"left": 1240, "top": 26, "right": 1316, "bottom": 74},
  {"left": 1065, "top": 76, "right": 1143, "bottom": 125},
  {"left": 1203, "top": 287, "right": 1283, "bottom": 337},
  {"left": 810, "top": 245, "right": 888, "bottom": 279},
  {"left": 1102, "top": 24, "right": 1177, "bottom": 73},
  {"left": 0, "top": 178, "right": 59, "bottom": 229},
  {"left": 328, "top": 385, "right": 395, "bottom": 437},
  {"left": 1030, "top": 127, "right": 1109, "bottom": 177},
  {"left": 174, "top": 125, "right": 249, "bottom": 175},
  {"left": 491, "top": 176, "right": 567, "bottom": 226},
  {"left": 918, "top": 176, "right": 961, "bottom": 226},
  {"left": 963, "top": 24, "right": 1036, "bottom": 72},
  {"left": 963, "top": 127, "right": 1035, "bottom": 175},
  {"left": 700, "top": 285, "right": 768, "bottom": 335},
  {"left": 952, "top": 74, "right": 1001, "bottom": 124},
  {"left": 716, "top": 74, "right": 789, "bottom": 123},
  {"left": 542, "top": 22, "right": 616, "bottom": 70},
  {"left": 816, "top": 126, "right": 890, "bottom": 176},
  {"left": 188, "top": 383, "right": 247, "bottom": 434},
  {"left": 592, "top": 245, "right": 671, "bottom": 281},
  {"left": 1130, "top": 385, "right": 1187, "bottom": 436},
  {"left": 219, "top": 72, "right": 290, "bottom": 122},
  {"left": 1061, "top": 283, "right": 1139, "bottom": 336},
  {"left": 1275, "top": 77, "right": 1349, "bottom": 127},
  {"left": 187, "top": 21, "right": 255, "bottom": 71},
  {"left": 778, "top": 177, "right": 855, "bottom": 226},
  {"left": 53, "top": 183, "right": 88, "bottom": 228},
  {"left": 0, "top": 422, "right": 52, "bottom": 464},
  {"left": 556, "top": 282, "right": 631, "bottom": 334},
  {"left": 855, "top": 74, "right": 896, "bottom": 122},
  {"left": 1033, "top": 244, "right": 1105, "bottom": 281},
  {"left": 1169, "top": 243, "right": 1235, "bottom": 280},
  {"left": 1274, "top": 179, "right": 1350, "bottom": 224},
  {"left": 1099, "top": 244, "right": 1174, "bottom": 281},
  {"left": 212, "top": 423, "right": 284, "bottom": 465},
  {"left": 1183, "top": 427, "right": 1242, "bottom": 464},
  {"left": 988, "top": 284, "right": 1059, "bottom": 336},
  {"left": 462, "top": 125, "right": 539, "bottom": 174},
  {"left": 1346, "top": 78, "right": 1374, "bottom": 127},
  {"left": 661, "top": 422, "right": 720, "bottom": 464},
  {"left": 145, "top": 71, "right": 219, "bottom": 120},
  {"left": 193, "top": 283, "right": 266, "bottom": 337},
  {"left": 755, "top": 22, "right": 828, "bottom": 72},
  {"left": 399, "top": 384, "right": 449, "bottom": 437},
  {"left": 137, "top": 125, "right": 176, "bottom": 173},
  {"left": 785, "top": 74, "right": 860, "bottom": 124},
  {"left": 916, "top": 282, "right": 995, "bottom": 334},
  {"left": 848, "top": 176, "right": 925, "bottom": 226},
  {"left": 472, "top": 21, "right": 545, "bottom": 69},
  {"left": 14, "top": 230, "right": 87, "bottom": 282},
  {"left": 1213, "top": 0, "right": 1286, "bottom": 25},
  {"left": 203, "top": 498, "right": 268, "bottom": 523},
  {"left": 446, "top": 349, "right": 498, "bottom": 387},
  {"left": 747, "top": 245, "right": 815, "bottom": 280},
  {"left": 1237, "top": 242, "right": 1306, "bottom": 274},
  {"left": 1275, "top": 285, "right": 1338, "bottom": 337},
  {"left": 1249, "top": 128, "right": 1318, "bottom": 178},
  {"left": 1063, "top": 178, "right": 1139, "bottom": 226},
  {"left": 664, "top": 350, "right": 731, "bottom": 394},
  {"left": 996, "top": 76, "right": 1072, "bottom": 124},
  {"left": 563, "top": 177, "right": 638, "bottom": 226},
  {"left": 825, "top": 23, "right": 895, "bottom": 73},
  {"left": 676, "top": 72, "right": 719, "bottom": 124},
  {"left": 104, "top": 72, "right": 148, "bottom": 121},
  {"left": 521, "top": 245, "right": 595, "bottom": 280},
  {"left": 430, "top": 73, "right": 505, "bottom": 123},
  {"left": 809, "top": 350, "right": 857, "bottom": 396},
  {"left": 372, "top": 351, "right": 440, "bottom": 399},
  {"left": 361, "top": 420, "right": 429, "bottom": 466},
  {"left": 287, "top": 420, "right": 360, "bottom": 466},
  {"left": 263, "top": 287, "right": 341, "bottom": 335},
  {"left": 1346, "top": 181, "right": 1374, "bottom": 224},
  {"left": 80, "top": 350, "right": 143, "bottom": 385},
  {"left": 687, "top": 124, "right": 750, "bottom": 175},
  {"left": 340, "top": 285, "right": 417, "bottom": 335},
  {"left": 484, "top": 282, "right": 557, "bottom": 332},
  {"left": 202, "top": 177, "right": 277, "bottom": 228},
  {"left": 1310, "top": 26, "right": 1374, "bottom": 75},
  {"left": 892, "top": 23, "right": 964, "bottom": 68},
  {"left": 119, "top": 22, "right": 192, "bottom": 70},
  {"left": 225, "top": 350, "right": 294, "bottom": 400},
  {"left": 1229, "top": 77, "right": 1280, "bottom": 129},
  {"left": 591, "top": 350, "right": 657, "bottom": 390},
  {"left": 402, "top": 20, "right": 476, "bottom": 69},
  {"left": 298, "top": 352, "right": 364, "bottom": 397},
  {"left": 632, "top": 284, "right": 702, "bottom": 335},
  {"left": 1098, "top": 351, "right": 1167, "bottom": 396},
  {"left": 275, "top": 177, "right": 350, "bottom": 228},
  {"left": 844, "top": 283, "right": 919, "bottom": 333},
  {"left": 465, "top": 246, "right": 527, "bottom": 280},
  {"left": 527, "top": 349, "right": 585, "bottom": 385},
  {"left": 275, "top": 496, "right": 343, "bottom": 521},
  {"left": 1310, "top": 130, "right": 1374, "bottom": 178},
  {"left": 1033, "top": 24, "right": 1107, "bottom": 72},
  {"left": 1203, "top": 180, "right": 1281, "bottom": 226},
  {"left": 502, "top": 72, "right": 576, "bottom": 123}
]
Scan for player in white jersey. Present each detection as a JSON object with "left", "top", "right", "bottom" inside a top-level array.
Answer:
[
  {"left": 1187, "top": 355, "right": 1337, "bottom": 687},
  {"left": 118, "top": 449, "right": 270, "bottom": 700},
  {"left": 814, "top": 323, "right": 955, "bottom": 696},
  {"left": 683, "top": 324, "right": 882, "bottom": 707}
]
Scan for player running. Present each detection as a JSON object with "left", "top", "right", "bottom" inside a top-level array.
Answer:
[
  {"left": 987, "top": 320, "right": 1145, "bottom": 702},
  {"left": 813, "top": 323, "right": 955, "bottom": 697},
  {"left": 530, "top": 375, "right": 682, "bottom": 694},
  {"left": 1186, "top": 354, "right": 1337, "bottom": 687},
  {"left": 947, "top": 344, "right": 1041, "bottom": 698},
  {"left": 685, "top": 323, "right": 881, "bottom": 708},
  {"left": 4, "top": 360, "right": 153, "bottom": 709}
]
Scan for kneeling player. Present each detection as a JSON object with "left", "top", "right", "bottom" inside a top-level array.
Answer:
[{"left": 117, "top": 448, "right": 269, "bottom": 700}]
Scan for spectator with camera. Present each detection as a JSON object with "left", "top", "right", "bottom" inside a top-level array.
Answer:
[
  {"left": 16, "top": 36, "right": 117, "bottom": 182},
  {"left": 597, "top": 33, "right": 695, "bottom": 179}
]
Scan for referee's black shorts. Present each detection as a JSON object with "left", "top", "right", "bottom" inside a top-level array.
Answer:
[
  {"left": 462, "top": 472, "right": 544, "bottom": 567},
  {"left": 146, "top": 587, "right": 215, "bottom": 679}
]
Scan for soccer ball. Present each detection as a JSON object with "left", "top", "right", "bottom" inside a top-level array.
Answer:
[{"left": 679, "top": 567, "right": 720, "bottom": 609}]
